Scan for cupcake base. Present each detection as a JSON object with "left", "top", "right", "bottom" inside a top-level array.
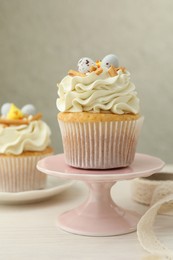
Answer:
[
  {"left": 0, "top": 147, "right": 53, "bottom": 192},
  {"left": 58, "top": 113, "right": 143, "bottom": 169}
]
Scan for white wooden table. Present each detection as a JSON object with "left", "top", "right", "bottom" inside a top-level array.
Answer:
[{"left": 0, "top": 180, "right": 172, "bottom": 260}]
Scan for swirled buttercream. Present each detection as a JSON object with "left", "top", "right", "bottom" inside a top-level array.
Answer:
[
  {"left": 56, "top": 68, "right": 140, "bottom": 114},
  {"left": 0, "top": 120, "right": 51, "bottom": 155}
]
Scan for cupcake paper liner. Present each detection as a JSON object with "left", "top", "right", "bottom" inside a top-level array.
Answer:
[
  {"left": 0, "top": 153, "right": 52, "bottom": 192},
  {"left": 59, "top": 117, "right": 143, "bottom": 169}
]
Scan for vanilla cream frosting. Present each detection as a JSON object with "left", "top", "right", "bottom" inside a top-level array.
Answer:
[
  {"left": 56, "top": 68, "right": 140, "bottom": 114},
  {"left": 0, "top": 120, "right": 51, "bottom": 155}
]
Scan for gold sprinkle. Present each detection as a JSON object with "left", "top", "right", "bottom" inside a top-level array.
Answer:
[
  {"left": 95, "top": 68, "right": 103, "bottom": 75},
  {"left": 108, "top": 66, "right": 117, "bottom": 77},
  {"left": 68, "top": 70, "right": 86, "bottom": 77},
  {"left": 90, "top": 66, "right": 97, "bottom": 72},
  {"left": 0, "top": 113, "right": 42, "bottom": 126},
  {"left": 117, "top": 66, "right": 126, "bottom": 73}
]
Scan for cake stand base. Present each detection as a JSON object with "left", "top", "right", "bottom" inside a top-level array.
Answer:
[
  {"left": 37, "top": 153, "right": 164, "bottom": 236},
  {"left": 57, "top": 182, "right": 140, "bottom": 236}
]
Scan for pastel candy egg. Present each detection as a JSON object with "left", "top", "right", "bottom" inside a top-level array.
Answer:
[
  {"left": 78, "top": 57, "right": 95, "bottom": 73},
  {"left": 1, "top": 103, "right": 11, "bottom": 116},
  {"left": 101, "top": 54, "right": 119, "bottom": 68},
  {"left": 21, "top": 104, "right": 36, "bottom": 115}
]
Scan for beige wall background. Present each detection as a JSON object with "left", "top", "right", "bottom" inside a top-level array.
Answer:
[{"left": 0, "top": 0, "right": 173, "bottom": 163}]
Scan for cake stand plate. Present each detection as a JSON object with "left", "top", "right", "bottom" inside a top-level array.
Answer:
[{"left": 37, "top": 153, "right": 164, "bottom": 236}]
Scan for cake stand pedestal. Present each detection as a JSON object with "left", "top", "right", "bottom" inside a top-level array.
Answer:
[{"left": 37, "top": 153, "right": 164, "bottom": 236}]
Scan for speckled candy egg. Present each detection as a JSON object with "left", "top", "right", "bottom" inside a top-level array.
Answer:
[
  {"left": 101, "top": 54, "right": 119, "bottom": 68},
  {"left": 21, "top": 104, "right": 36, "bottom": 115},
  {"left": 1, "top": 103, "right": 11, "bottom": 116},
  {"left": 78, "top": 57, "right": 95, "bottom": 73}
]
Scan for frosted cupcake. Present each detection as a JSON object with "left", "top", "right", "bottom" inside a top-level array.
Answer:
[
  {"left": 57, "top": 54, "right": 143, "bottom": 169},
  {"left": 0, "top": 103, "right": 53, "bottom": 192}
]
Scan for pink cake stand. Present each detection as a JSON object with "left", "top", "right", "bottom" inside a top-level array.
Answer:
[{"left": 37, "top": 153, "right": 164, "bottom": 237}]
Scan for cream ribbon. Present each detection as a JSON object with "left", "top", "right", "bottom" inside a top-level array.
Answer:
[{"left": 132, "top": 165, "right": 173, "bottom": 259}]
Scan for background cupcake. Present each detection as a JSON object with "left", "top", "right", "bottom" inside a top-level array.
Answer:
[
  {"left": 0, "top": 103, "right": 53, "bottom": 192},
  {"left": 56, "top": 54, "right": 143, "bottom": 169}
]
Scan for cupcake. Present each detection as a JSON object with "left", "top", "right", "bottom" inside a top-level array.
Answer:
[
  {"left": 56, "top": 54, "right": 143, "bottom": 169},
  {"left": 0, "top": 103, "right": 53, "bottom": 192}
]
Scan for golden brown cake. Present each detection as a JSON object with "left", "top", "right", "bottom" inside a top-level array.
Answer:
[{"left": 58, "top": 112, "right": 140, "bottom": 122}]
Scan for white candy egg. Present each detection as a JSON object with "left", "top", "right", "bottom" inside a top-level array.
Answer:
[
  {"left": 101, "top": 54, "right": 119, "bottom": 68},
  {"left": 77, "top": 57, "right": 95, "bottom": 73},
  {"left": 21, "top": 104, "right": 36, "bottom": 115},
  {"left": 1, "top": 103, "right": 11, "bottom": 116}
]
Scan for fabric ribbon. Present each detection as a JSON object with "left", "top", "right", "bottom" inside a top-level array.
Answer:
[{"left": 132, "top": 165, "right": 173, "bottom": 259}]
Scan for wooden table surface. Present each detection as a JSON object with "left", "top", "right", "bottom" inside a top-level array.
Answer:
[{"left": 0, "top": 180, "right": 172, "bottom": 260}]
